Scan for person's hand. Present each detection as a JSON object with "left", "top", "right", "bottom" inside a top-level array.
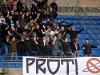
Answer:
[
  {"left": 64, "top": 31, "right": 66, "bottom": 34},
  {"left": 32, "top": 27, "right": 35, "bottom": 30},
  {"left": 41, "top": 29, "right": 43, "bottom": 32},
  {"left": 43, "top": 25, "right": 45, "bottom": 29},
  {"left": 53, "top": 36, "right": 57, "bottom": 41},
  {"left": 33, "top": 37, "right": 37, "bottom": 41},
  {"left": 58, "top": 20, "right": 60, "bottom": 23}
]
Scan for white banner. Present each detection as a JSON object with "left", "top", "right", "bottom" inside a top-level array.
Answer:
[{"left": 23, "top": 57, "right": 100, "bottom": 75}]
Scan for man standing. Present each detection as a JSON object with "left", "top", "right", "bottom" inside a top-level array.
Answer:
[
  {"left": 82, "top": 39, "right": 98, "bottom": 57},
  {"left": 50, "top": 0, "right": 58, "bottom": 11}
]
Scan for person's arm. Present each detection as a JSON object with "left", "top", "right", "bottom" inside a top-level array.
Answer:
[
  {"left": 60, "top": 31, "right": 66, "bottom": 39},
  {"left": 13, "top": 31, "right": 23, "bottom": 38},
  {"left": 59, "top": 39, "right": 64, "bottom": 45},
  {"left": 66, "top": 23, "right": 74, "bottom": 27},
  {"left": 26, "top": 27, "right": 34, "bottom": 37},
  {"left": 77, "top": 44, "right": 80, "bottom": 51},
  {"left": 91, "top": 44, "right": 98, "bottom": 48},
  {"left": 77, "top": 28, "right": 84, "bottom": 34}
]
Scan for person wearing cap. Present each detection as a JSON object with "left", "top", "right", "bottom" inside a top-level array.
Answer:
[{"left": 82, "top": 39, "right": 98, "bottom": 57}]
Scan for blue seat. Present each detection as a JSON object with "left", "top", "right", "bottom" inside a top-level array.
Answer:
[
  {"left": 66, "top": 20, "right": 73, "bottom": 24},
  {"left": 90, "top": 40, "right": 98, "bottom": 45},
  {"left": 78, "top": 39, "right": 83, "bottom": 45},
  {"left": 62, "top": 15, "right": 69, "bottom": 20},
  {"left": 81, "top": 30, "right": 88, "bottom": 34},
  {"left": 85, "top": 34, "right": 93, "bottom": 39},
  {"left": 79, "top": 49, "right": 84, "bottom": 57},
  {"left": 94, "top": 30, "right": 100, "bottom": 34},
  {"left": 87, "top": 30, "right": 95, "bottom": 34},
  {"left": 94, "top": 51, "right": 100, "bottom": 57},
  {"left": 56, "top": 15, "right": 63, "bottom": 20},
  {"left": 78, "top": 34, "right": 86, "bottom": 39},
  {"left": 92, "top": 34, "right": 99, "bottom": 40},
  {"left": 69, "top": 16, "right": 76, "bottom": 20}
]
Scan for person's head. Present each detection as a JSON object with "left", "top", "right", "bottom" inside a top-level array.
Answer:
[
  {"left": 38, "top": 9, "right": 42, "bottom": 12},
  {"left": 50, "top": 7, "right": 53, "bottom": 12},
  {"left": 53, "top": 21, "right": 56, "bottom": 26},
  {"left": 34, "top": 2, "right": 37, "bottom": 6},
  {"left": 61, "top": 26, "right": 64, "bottom": 31},
  {"left": 39, "top": 0, "right": 43, "bottom": 2},
  {"left": 57, "top": 33, "right": 61, "bottom": 39},
  {"left": 11, "top": 36, "right": 15, "bottom": 41},
  {"left": 9, "top": 15, "right": 12, "bottom": 20},
  {"left": 53, "top": 0, "right": 56, "bottom": 3},
  {"left": 11, "top": 11, "right": 14, "bottom": 15},
  {"left": 3, "top": 0, "right": 7, "bottom": 5},
  {"left": 43, "top": 36, "right": 47, "bottom": 40},
  {"left": 36, "top": 24, "right": 39, "bottom": 29},
  {"left": 64, "top": 38, "right": 68, "bottom": 43},
  {"left": 86, "top": 39, "right": 89, "bottom": 44},
  {"left": 71, "top": 26, "right": 75, "bottom": 31},
  {"left": 22, "top": 14, "right": 25, "bottom": 18},
  {"left": 22, "top": 3, "right": 26, "bottom": 7},
  {"left": 23, "top": 31, "right": 26, "bottom": 35},
  {"left": 24, "top": 25, "right": 28, "bottom": 29},
  {"left": 1, "top": 20, "right": 6, "bottom": 24},
  {"left": 48, "top": 27, "right": 51, "bottom": 31},
  {"left": 32, "top": 32, "right": 37, "bottom": 37},
  {"left": 73, "top": 39, "right": 78, "bottom": 44}
]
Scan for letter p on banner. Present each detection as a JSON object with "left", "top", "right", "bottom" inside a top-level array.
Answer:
[{"left": 23, "top": 57, "right": 100, "bottom": 75}]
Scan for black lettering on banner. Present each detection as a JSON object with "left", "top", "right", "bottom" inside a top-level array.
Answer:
[
  {"left": 47, "top": 59, "right": 60, "bottom": 74},
  {"left": 75, "top": 59, "right": 78, "bottom": 75},
  {"left": 26, "top": 58, "right": 35, "bottom": 73},
  {"left": 61, "top": 59, "right": 74, "bottom": 75},
  {"left": 36, "top": 59, "right": 46, "bottom": 74}
]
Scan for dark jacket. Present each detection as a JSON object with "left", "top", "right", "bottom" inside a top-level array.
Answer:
[
  {"left": 58, "top": 21, "right": 73, "bottom": 30},
  {"left": 82, "top": 43, "right": 97, "bottom": 54},
  {"left": 17, "top": 0, "right": 22, "bottom": 12},
  {"left": 60, "top": 39, "right": 70, "bottom": 53},
  {"left": 67, "top": 29, "right": 84, "bottom": 39},
  {"left": 48, "top": 11, "right": 58, "bottom": 21},
  {"left": 8, "top": 40, "right": 21, "bottom": 52},
  {"left": 22, "top": 40, "right": 32, "bottom": 52},
  {"left": 14, "top": 30, "right": 33, "bottom": 38},
  {"left": 35, "top": 0, "right": 48, "bottom": 9},
  {"left": 70, "top": 43, "right": 80, "bottom": 53},
  {"left": 50, "top": 2, "right": 58, "bottom": 11}
]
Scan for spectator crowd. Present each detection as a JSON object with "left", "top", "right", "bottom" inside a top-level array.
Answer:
[{"left": 0, "top": 0, "right": 99, "bottom": 61}]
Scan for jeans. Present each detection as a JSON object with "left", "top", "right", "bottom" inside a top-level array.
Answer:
[
  {"left": 52, "top": 50, "right": 64, "bottom": 57},
  {"left": 31, "top": 51, "right": 37, "bottom": 56},
  {"left": 73, "top": 52, "right": 79, "bottom": 57},
  {"left": 84, "top": 54, "right": 91, "bottom": 57},
  {"left": 10, "top": 52, "right": 17, "bottom": 62},
  {"left": 24, "top": 52, "right": 30, "bottom": 56}
]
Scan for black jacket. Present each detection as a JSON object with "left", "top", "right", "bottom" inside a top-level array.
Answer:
[
  {"left": 35, "top": 0, "right": 48, "bottom": 9},
  {"left": 82, "top": 43, "right": 97, "bottom": 54},
  {"left": 70, "top": 43, "right": 80, "bottom": 53},
  {"left": 60, "top": 39, "right": 70, "bottom": 53},
  {"left": 22, "top": 40, "right": 32, "bottom": 52},
  {"left": 50, "top": 2, "right": 58, "bottom": 11},
  {"left": 67, "top": 29, "right": 84, "bottom": 39}
]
